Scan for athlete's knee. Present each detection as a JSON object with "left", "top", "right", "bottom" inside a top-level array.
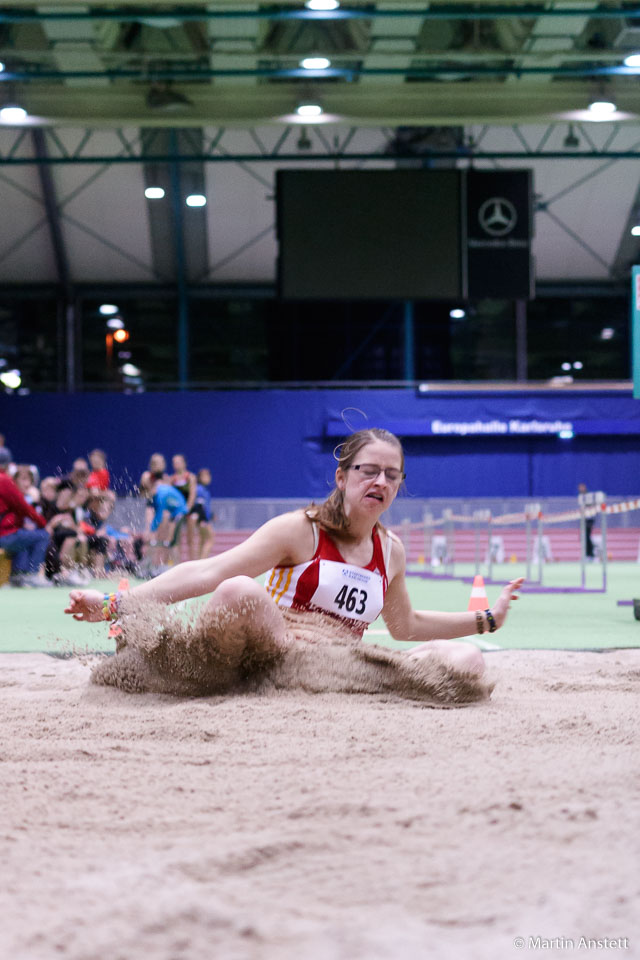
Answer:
[
  {"left": 210, "top": 575, "right": 263, "bottom": 608},
  {"left": 447, "top": 641, "right": 485, "bottom": 674},
  {"left": 410, "top": 640, "right": 485, "bottom": 675}
]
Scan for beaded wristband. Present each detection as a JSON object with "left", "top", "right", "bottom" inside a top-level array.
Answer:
[
  {"left": 475, "top": 611, "right": 485, "bottom": 635},
  {"left": 102, "top": 592, "right": 121, "bottom": 622},
  {"left": 484, "top": 608, "right": 497, "bottom": 633}
]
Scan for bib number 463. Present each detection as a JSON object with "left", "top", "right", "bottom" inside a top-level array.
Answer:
[{"left": 334, "top": 584, "right": 367, "bottom": 616}]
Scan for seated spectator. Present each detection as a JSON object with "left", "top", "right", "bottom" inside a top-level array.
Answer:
[
  {"left": 170, "top": 453, "right": 198, "bottom": 561},
  {"left": 61, "top": 458, "right": 90, "bottom": 495},
  {"left": 194, "top": 467, "right": 215, "bottom": 559},
  {"left": 39, "top": 476, "right": 60, "bottom": 522},
  {"left": 43, "top": 481, "right": 90, "bottom": 586},
  {"left": 14, "top": 465, "right": 41, "bottom": 508},
  {"left": 0, "top": 447, "right": 50, "bottom": 588},
  {"left": 81, "top": 491, "right": 137, "bottom": 577},
  {"left": 87, "top": 449, "right": 110, "bottom": 492}
]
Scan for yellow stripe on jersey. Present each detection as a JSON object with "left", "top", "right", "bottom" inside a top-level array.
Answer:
[
  {"left": 273, "top": 565, "right": 293, "bottom": 604},
  {"left": 266, "top": 567, "right": 283, "bottom": 598}
]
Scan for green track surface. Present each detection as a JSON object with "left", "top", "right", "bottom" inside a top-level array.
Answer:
[{"left": 1, "top": 564, "right": 639, "bottom": 654}]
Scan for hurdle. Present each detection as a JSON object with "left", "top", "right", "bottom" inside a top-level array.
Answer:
[{"left": 397, "top": 491, "right": 640, "bottom": 594}]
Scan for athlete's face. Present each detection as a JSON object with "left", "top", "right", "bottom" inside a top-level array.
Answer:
[{"left": 336, "top": 439, "right": 404, "bottom": 518}]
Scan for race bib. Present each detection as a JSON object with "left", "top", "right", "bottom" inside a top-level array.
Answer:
[{"left": 311, "top": 560, "right": 384, "bottom": 624}]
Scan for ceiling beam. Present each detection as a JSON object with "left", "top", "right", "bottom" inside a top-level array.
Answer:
[
  {"left": 3, "top": 149, "right": 640, "bottom": 165},
  {"left": 31, "top": 127, "right": 72, "bottom": 296},
  {"left": 8, "top": 81, "right": 640, "bottom": 125},
  {"left": 4, "top": 63, "right": 640, "bottom": 81},
  {"left": 4, "top": 5, "right": 640, "bottom": 22}
]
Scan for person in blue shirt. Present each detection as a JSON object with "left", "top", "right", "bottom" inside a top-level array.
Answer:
[{"left": 149, "top": 480, "right": 188, "bottom": 570}]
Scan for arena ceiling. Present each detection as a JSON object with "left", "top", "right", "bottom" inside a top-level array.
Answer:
[{"left": 1, "top": 1, "right": 640, "bottom": 285}]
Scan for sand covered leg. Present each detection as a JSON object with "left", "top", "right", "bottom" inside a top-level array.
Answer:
[
  {"left": 264, "top": 632, "right": 494, "bottom": 707},
  {"left": 406, "top": 639, "right": 485, "bottom": 675},
  {"left": 91, "top": 576, "right": 287, "bottom": 695}
]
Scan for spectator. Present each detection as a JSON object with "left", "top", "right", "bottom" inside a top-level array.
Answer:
[
  {"left": 170, "top": 453, "right": 198, "bottom": 561},
  {"left": 42, "top": 480, "right": 89, "bottom": 586},
  {"left": 82, "top": 491, "right": 137, "bottom": 576},
  {"left": 147, "top": 474, "right": 188, "bottom": 573},
  {"left": 578, "top": 482, "right": 597, "bottom": 561},
  {"left": 80, "top": 493, "right": 112, "bottom": 578},
  {"left": 14, "top": 465, "right": 40, "bottom": 505},
  {"left": 62, "top": 458, "right": 90, "bottom": 496},
  {"left": 194, "top": 467, "right": 215, "bottom": 559},
  {"left": 138, "top": 453, "right": 169, "bottom": 565},
  {"left": 0, "top": 447, "right": 50, "bottom": 587},
  {"left": 87, "top": 449, "right": 111, "bottom": 492}
]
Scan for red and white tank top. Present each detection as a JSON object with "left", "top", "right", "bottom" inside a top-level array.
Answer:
[{"left": 264, "top": 522, "right": 392, "bottom": 635}]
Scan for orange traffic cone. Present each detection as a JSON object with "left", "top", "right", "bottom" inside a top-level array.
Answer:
[
  {"left": 468, "top": 574, "right": 489, "bottom": 612},
  {"left": 108, "top": 578, "right": 130, "bottom": 638}
]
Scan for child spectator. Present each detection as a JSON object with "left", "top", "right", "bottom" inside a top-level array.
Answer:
[
  {"left": 43, "top": 481, "right": 90, "bottom": 586},
  {"left": 87, "top": 449, "right": 110, "bottom": 492},
  {"left": 14, "top": 465, "right": 40, "bottom": 507}
]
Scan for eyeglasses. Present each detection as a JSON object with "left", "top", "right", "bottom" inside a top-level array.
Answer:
[{"left": 351, "top": 463, "right": 405, "bottom": 483}]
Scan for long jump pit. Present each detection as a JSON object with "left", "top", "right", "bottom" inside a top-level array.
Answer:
[{"left": 1, "top": 632, "right": 638, "bottom": 960}]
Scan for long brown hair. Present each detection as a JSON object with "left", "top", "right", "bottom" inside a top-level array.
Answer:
[{"left": 306, "top": 428, "right": 404, "bottom": 539}]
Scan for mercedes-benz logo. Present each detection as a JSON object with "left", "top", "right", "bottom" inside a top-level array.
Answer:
[{"left": 478, "top": 197, "right": 517, "bottom": 237}]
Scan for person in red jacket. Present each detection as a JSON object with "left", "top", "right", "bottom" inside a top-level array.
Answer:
[{"left": 0, "top": 447, "right": 50, "bottom": 587}]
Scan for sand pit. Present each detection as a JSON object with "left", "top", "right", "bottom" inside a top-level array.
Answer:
[{"left": 1, "top": 648, "right": 638, "bottom": 960}]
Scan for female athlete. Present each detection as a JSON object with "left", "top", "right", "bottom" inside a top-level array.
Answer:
[{"left": 64, "top": 428, "right": 522, "bottom": 692}]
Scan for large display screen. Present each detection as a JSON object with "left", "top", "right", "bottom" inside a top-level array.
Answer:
[{"left": 277, "top": 169, "right": 463, "bottom": 300}]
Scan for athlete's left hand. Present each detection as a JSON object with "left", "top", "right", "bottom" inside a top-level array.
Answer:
[{"left": 490, "top": 577, "right": 524, "bottom": 629}]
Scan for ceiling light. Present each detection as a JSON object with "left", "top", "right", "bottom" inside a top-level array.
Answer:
[
  {"left": 573, "top": 361, "right": 583, "bottom": 370},
  {"left": 300, "top": 57, "right": 331, "bottom": 70},
  {"left": 0, "top": 105, "right": 28, "bottom": 124},
  {"left": 623, "top": 53, "right": 640, "bottom": 68},
  {"left": 0, "top": 369, "right": 21, "bottom": 389},
  {"left": 99, "top": 303, "right": 119, "bottom": 315},
  {"left": 106, "top": 317, "right": 125, "bottom": 330},
  {"left": 139, "top": 17, "right": 181, "bottom": 29},
  {"left": 587, "top": 99, "right": 616, "bottom": 118},
  {"left": 186, "top": 194, "right": 206, "bottom": 207},
  {"left": 449, "top": 308, "right": 466, "bottom": 320},
  {"left": 305, "top": 0, "right": 340, "bottom": 9},
  {"left": 145, "top": 186, "right": 165, "bottom": 199},
  {"left": 631, "top": 225, "right": 640, "bottom": 236},
  {"left": 296, "top": 103, "right": 323, "bottom": 118},
  {"left": 561, "top": 362, "right": 572, "bottom": 371},
  {"left": 0, "top": 62, "right": 5, "bottom": 73},
  {"left": 600, "top": 327, "right": 614, "bottom": 340},
  {"left": 113, "top": 329, "right": 130, "bottom": 343},
  {"left": 121, "top": 363, "right": 141, "bottom": 377}
]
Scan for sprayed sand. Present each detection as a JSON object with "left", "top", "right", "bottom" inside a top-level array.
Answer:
[
  {"left": 89, "top": 598, "right": 492, "bottom": 706},
  {"left": 1, "top": 639, "right": 639, "bottom": 960}
]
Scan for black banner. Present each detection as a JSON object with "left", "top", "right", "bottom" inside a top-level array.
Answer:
[{"left": 465, "top": 170, "right": 533, "bottom": 299}]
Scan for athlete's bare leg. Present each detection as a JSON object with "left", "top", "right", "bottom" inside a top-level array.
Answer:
[
  {"left": 194, "top": 575, "right": 287, "bottom": 668},
  {"left": 406, "top": 640, "right": 485, "bottom": 675}
]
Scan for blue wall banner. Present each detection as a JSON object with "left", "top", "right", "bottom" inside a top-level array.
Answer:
[{"left": 2, "top": 388, "right": 640, "bottom": 499}]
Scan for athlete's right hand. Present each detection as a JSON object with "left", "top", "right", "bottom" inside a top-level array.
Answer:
[{"left": 64, "top": 589, "right": 105, "bottom": 622}]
